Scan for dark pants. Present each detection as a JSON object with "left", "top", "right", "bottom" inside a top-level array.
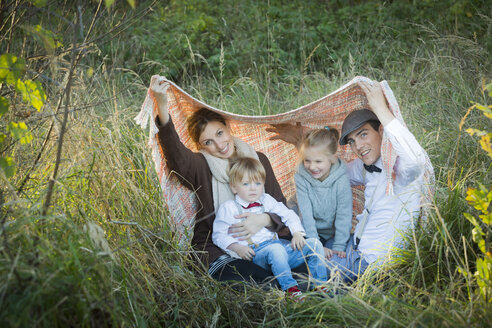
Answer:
[{"left": 211, "top": 258, "right": 309, "bottom": 290}]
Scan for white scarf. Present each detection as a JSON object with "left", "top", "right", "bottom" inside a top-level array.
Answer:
[{"left": 200, "top": 137, "right": 259, "bottom": 212}]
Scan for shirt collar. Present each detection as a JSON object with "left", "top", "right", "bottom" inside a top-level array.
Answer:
[
  {"left": 234, "top": 194, "right": 264, "bottom": 208},
  {"left": 375, "top": 157, "right": 382, "bottom": 168}
]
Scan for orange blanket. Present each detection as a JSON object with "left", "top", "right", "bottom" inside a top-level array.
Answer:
[{"left": 135, "top": 76, "right": 435, "bottom": 245}]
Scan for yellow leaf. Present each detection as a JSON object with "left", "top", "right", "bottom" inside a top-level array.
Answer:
[{"left": 479, "top": 134, "right": 492, "bottom": 159}]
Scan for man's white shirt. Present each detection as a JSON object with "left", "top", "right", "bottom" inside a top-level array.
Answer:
[{"left": 347, "top": 119, "right": 428, "bottom": 264}]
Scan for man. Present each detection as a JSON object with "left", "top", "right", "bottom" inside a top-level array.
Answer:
[{"left": 268, "top": 79, "right": 432, "bottom": 282}]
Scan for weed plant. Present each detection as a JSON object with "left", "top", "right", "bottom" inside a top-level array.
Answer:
[{"left": 1, "top": 0, "right": 491, "bottom": 327}]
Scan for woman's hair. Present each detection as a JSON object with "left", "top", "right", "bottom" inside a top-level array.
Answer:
[
  {"left": 186, "top": 108, "right": 228, "bottom": 146},
  {"left": 228, "top": 157, "right": 266, "bottom": 186},
  {"left": 299, "top": 127, "right": 340, "bottom": 158}
]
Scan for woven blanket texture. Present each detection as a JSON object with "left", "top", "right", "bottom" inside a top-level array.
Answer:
[{"left": 135, "top": 76, "right": 435, "bottom": 246}]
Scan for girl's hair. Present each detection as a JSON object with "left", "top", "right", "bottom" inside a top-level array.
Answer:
[
  {"left": 186, "top": 108, "right": 228, "bottom": 146},
  {"left": 228, "top": 157, "right": 266, "bottom": 186},
  {"left": 299, "top": 127, "right": 340, "bottom": 158}
]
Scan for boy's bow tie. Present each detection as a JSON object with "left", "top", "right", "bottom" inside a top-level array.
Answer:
[
  {"left": 243, "top": 202, "right": 262, "bottom": 209},
  {"left": 363, "top": 164, "right": 382, "bottom": 173}
]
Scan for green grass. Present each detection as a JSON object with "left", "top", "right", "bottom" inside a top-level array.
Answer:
[{"left": 1, "top": 0, "right": 491, "bottom": 327}]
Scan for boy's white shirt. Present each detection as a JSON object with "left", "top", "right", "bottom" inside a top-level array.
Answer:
[
  {"left": 347, "top": 119, "right": 427, "bottom": 264},
  {"left": 212, "top": 193, "right": 305, "bottom": 252}
]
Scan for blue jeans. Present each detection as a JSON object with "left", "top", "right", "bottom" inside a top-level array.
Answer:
[
  {"left": 320, "top": 236, "right": 335, "bottom": 249},
  {"left": 252, "top": 238, "right": 327, "bottom": 290},
  {"left": 325, "top": 236, "right": 370, "bottom": 283}
]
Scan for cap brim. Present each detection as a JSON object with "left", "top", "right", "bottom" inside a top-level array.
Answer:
[{"left": 339, "top": 121, "right": 366, "bottom": 146}]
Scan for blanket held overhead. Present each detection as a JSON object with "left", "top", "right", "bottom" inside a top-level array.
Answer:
[{"left": 135, "top": 76, "right": 435, "bottom": 246}]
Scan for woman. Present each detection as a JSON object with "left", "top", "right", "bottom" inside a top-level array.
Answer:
[{"left": 150, "top": 76, "right": 288, "bottom": 284}]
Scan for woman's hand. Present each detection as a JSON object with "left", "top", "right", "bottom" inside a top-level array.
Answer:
[
  {"left": 149, "top": 75, "right": 170, "bottom": 124},
  {"left": 228, "top": 212, "right": 270, "bottom": 240},
  {"left": 291, "top": 232, "right": 306, "bottom": 251},
  {"left": 265, "top": 122, "right": 305, "bottom": 148},
  {"left": 227, "top": 243, "right": 255, "bottom": 261},
  {"left": 324, "top": 247, "right": 334, "bottom": 260}
]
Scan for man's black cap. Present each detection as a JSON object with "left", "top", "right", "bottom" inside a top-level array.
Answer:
[{"left": 339, "top": 109, "right": 379, "bottom": 145}]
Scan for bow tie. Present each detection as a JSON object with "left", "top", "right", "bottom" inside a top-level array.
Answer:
[
  {"left": 363, "top": 164, "right": 382, "bottom": 173},
  {"left": 243, "top": 202, "right": 262, "bottom": 209}
]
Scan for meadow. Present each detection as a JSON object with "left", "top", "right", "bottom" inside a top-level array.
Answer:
[{"left": 0, "top": 0, "right": 491, "bottom": 327}]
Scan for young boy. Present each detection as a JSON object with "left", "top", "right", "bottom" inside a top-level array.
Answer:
[{"left": 212, "top": 157, "right": 328, "bottom": 300}]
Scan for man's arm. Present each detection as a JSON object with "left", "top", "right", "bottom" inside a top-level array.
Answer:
[
  {"left": 360, "top": 80, "right": 427, "bottom": 184},
  {"left": 358, "top": 80, "right": 395, "bottom": 127}
]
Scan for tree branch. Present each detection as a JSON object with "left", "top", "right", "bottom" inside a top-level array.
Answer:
[{"left": 42, "top": 3, "right": 81, "bottom": 216}]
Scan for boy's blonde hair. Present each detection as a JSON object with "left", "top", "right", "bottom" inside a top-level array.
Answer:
[
  {"left": 228, "top": 157, "right": 266, "bottom": 186},
  {"left": 299, "top": 127, "right": 339, "bottom": 159}
]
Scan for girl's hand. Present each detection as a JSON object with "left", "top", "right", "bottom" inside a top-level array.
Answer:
[
  {"left": 334, "top": 250, "right": 346, "bottom": 258},
  {"left": 291, "top": 232, "right": 306, "bottom": 251},
  {"left": 227, "top": 243, "right": 255, "bottom": 261},
  {"left": 228, "top": 213, "right": 270, "bottom": 240},
  {"left": 324, "top": 247, "right": 334, "bottom": 259},
  {"left": 149, "top": 75, "right": 170, "bottom": 124}
]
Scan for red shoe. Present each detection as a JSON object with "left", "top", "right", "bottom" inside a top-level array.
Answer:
[
  {"left": 286, "top": 286, "right": 305, "bottom": 302},
  {"left": 314, "top": 286, "right": 332, "bottom": 297}
]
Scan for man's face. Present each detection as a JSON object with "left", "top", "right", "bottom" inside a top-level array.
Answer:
[{"left": 346, "top": 123, "right": 383, "bottom": 165}]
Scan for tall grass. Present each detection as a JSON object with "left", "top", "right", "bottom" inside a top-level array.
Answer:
[{"left": 1, "top": 0, "right": 491, "bottom": 327}]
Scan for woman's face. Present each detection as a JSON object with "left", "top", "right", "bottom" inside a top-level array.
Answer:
[{"left": 198, "top": 121, "right": 234, "bottom": 159}]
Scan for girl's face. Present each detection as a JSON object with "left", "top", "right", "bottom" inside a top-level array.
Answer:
[
  {"left": 198, "top": 121, "right": 234, "bottom": 159},
  {"left": 302, "top": 145, "right": 336, "bottom": 181}
]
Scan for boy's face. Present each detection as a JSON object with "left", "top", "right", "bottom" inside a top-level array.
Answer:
[
  {"left": 346, "top": 122, "right": 383, "bottom": 165},
  {"left": 230, "top": 175, "right": 265, "bottom": 203}
]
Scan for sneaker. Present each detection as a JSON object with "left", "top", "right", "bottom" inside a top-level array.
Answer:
[
  {"left": 314, "top": 285, "right": 332, "bottom": 297},
  {"left": 286, "top": 286, "right": 305, "bottom": 302}
]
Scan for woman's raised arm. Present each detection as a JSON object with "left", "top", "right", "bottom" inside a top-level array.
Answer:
[{"left": 149, "top": 75, "right": 170, "bottom": 125}]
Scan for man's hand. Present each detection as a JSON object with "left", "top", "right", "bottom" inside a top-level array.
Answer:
[
  {"left": 228, "top": 212, "right": 270, "bottom": 240},
  {"left": 227, "top": 243, "right": 255, "bottom": 261},
  {"left": 291, "top": 231, "right": 306, "bottom": 251},
  {"left": 358, "top": 79, "right": 394, "bottom": 126},
  {"left": 265, "top": 122, "right": 305, "bottom": 148}
]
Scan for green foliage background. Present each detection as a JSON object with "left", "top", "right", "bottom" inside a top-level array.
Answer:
[{"left": 0, "top": 0, "right": 491, "bottom": 327}]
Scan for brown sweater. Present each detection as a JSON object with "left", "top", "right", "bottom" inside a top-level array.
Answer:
[{"left": 156, "top": 117, "right": 287, "bottom": 268}]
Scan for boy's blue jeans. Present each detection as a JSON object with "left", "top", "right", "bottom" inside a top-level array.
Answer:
[{"left": 252, "top": 238, "right": 327, "bottom": 291}]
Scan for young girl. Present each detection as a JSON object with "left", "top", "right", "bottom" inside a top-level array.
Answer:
[{"left": 295, "top": 127, "right": 353, "bottom": 259}]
